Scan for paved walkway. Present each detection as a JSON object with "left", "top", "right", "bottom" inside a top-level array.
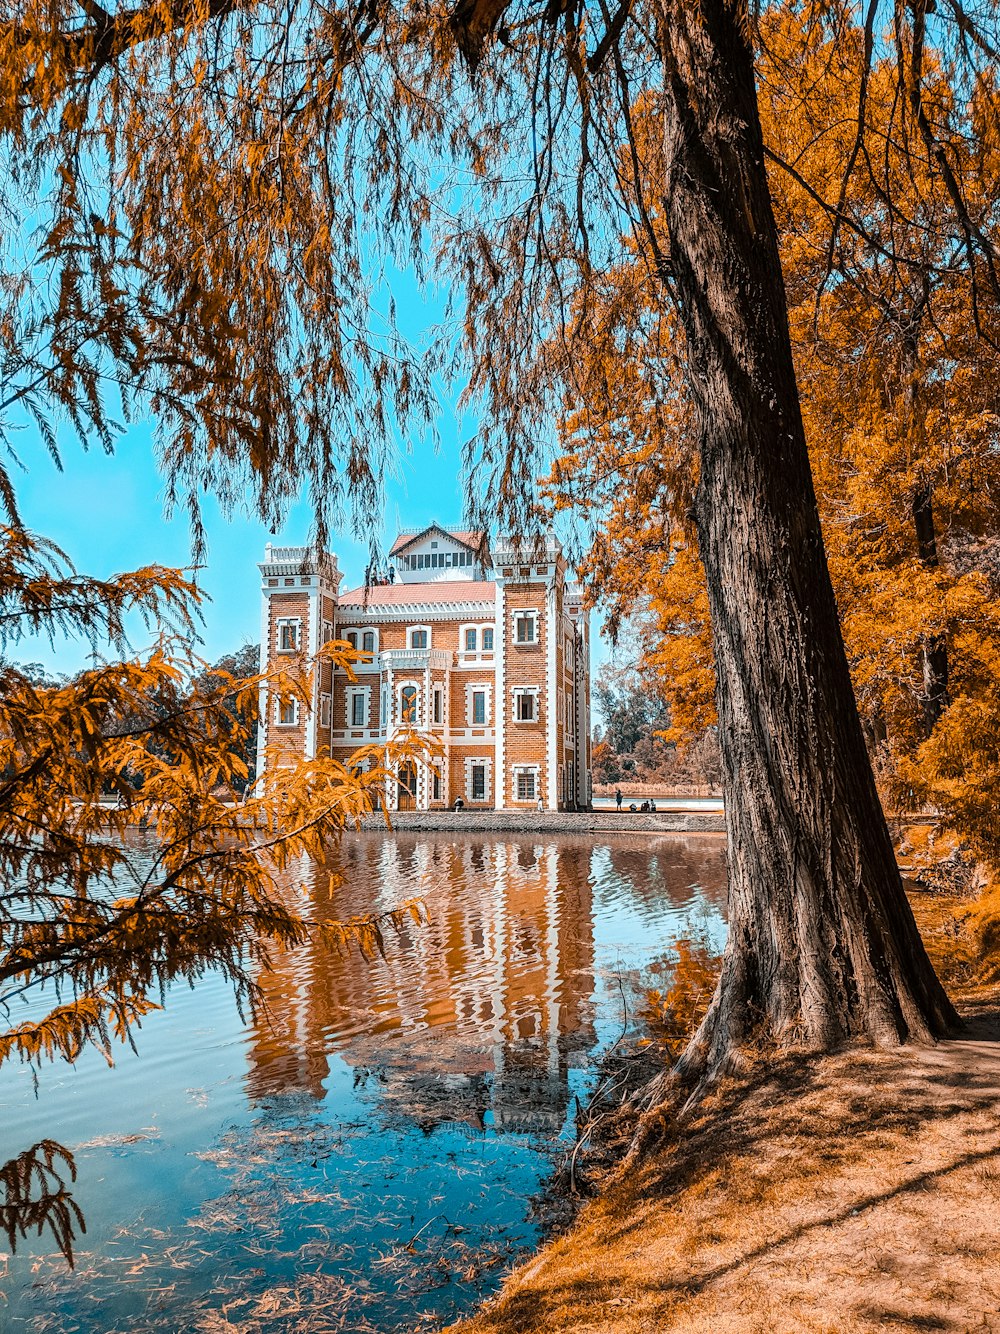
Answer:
[{"left": 353, "top": 809, "right": 727, "bottom": 834}]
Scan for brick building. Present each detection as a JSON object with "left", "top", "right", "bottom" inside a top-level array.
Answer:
[{"left": 256, "top": 524, "right": 592, "bottom": 810}]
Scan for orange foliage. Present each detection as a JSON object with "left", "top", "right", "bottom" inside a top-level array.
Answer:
[
  {"left": 0, "top": 526, "right": 429, "bottom": 1260},
  {"left": 546, "top": 14, "right": 1000, "bottom": 881}
]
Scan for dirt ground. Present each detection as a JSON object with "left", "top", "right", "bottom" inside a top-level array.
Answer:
[{"left": 446, "top": 890, "right": 1000, "bottom": 1334}]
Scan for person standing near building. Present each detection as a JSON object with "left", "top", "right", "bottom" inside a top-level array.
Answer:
[{"left": 615, "top": 787, "right": 623, "bottom": 811}]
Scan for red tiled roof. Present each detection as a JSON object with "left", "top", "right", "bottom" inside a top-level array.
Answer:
[
  {"left": 338, "top": 580, "right": 495, "bottom": 607},
  {"left": 388, "top": 527, "right": 485, "bottom": 557}
]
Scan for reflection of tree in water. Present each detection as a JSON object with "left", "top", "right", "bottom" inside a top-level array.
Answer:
[{"left": 246, "top": 837, "right": 599, "bottom": 1135}]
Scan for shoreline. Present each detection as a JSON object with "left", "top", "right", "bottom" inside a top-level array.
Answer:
[
  {"left": 445, "top": 887, "right": 1000, "bottom": 1334},
  {"left": 350, "top": 809, "right": 728, "bottom": 835}
]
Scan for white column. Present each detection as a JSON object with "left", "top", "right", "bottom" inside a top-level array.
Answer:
[
  {"left": 305, "top": 581, "right": 320, "bottom": 761},
  {"left": 545, "top": 580, "right": 558, "bottom": 810},
  {"left": 494, "top": 581, "right": 506, "bottom": 809},
  {"left": 255, "top": 583, "right": 271, "bottom": 788}
]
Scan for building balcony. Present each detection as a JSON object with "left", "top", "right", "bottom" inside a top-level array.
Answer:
[{"left": 379, "top": 648, "right": 452, "bottom": 671}]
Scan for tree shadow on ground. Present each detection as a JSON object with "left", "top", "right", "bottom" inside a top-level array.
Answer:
[{"left": 463, "top": 1003, "right": 1000, "bottom": 1333}]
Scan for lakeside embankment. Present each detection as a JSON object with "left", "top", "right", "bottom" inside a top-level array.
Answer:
[
  {"left": 353, "top": 810, "right": 727, "bottom": 835},
  {"left": 446, "top": 884, "right": 1000, "bottom": 1334}
]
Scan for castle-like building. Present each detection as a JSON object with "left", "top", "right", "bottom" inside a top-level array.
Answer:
[{"left": 256, "top": 525, "right": 592, "bottom": 810}]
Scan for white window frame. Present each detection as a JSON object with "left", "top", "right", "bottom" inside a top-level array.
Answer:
[
  {"left": 512, "top": 765, "right": 539, "bottom": 802},
  {"left": 322, "top": 619, "right": 334, "bottom": 647},
  {"left": 320, "top": 692, "right": 331, "bottom": 728},
  {"left": 347, "top": 686, "right": 370, "bottom": 728},
  {"left": 481, "top": 625, "right": 495, "bottom": 652},
  {"left": 276, "top": 696, "right": 299, "bottom": 727},
  {"left": 407, "top": 625, "right": 431, "bottom": 650},
  {"left": 512, "top": 609, "right": 539, "bottom": 645},
  {"left": 361, "top": 628, "right": 378, "bottom": 656},
  {"left": 513, "top": 687, "right": 540, "bottom": 723},
  {"left": 276, "top": 617, "right": 301, "bottom": 653},
  {"left": 465, "top": 681, "right": 492, "bottom": 728},
  {"left": 344, "top": 629, "right": 359, "bottom": 650},
  {"left": 432, "top": 685, "right": 444, "bottom": 725},
  {"left": 463, "top": 625, "right": 478, "bottom": 653},
  {"left": 397, "top": 681, "right": 421, "bottom": 727},
  {"left": 465, "top": 757, "right": 492, "bottom": 804}
]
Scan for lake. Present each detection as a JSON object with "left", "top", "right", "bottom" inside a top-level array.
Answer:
[{"left": 0, "top": 832, "right": 727, "bottom": 1333}]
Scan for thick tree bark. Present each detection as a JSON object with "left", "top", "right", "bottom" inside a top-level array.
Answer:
[{"left": 655, "top": 0, "right": 958, "bottom": 1076}]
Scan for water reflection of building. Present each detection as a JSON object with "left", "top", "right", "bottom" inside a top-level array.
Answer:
[{"left": 246, "top": 837, "right": 597, "bottom": 1135}]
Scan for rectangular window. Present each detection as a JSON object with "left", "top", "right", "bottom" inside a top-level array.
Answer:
[
  {"left": 410, "top": 629, "right": 428, "bottom": 649},
  {"left": 362, "top": 630, "right": 375, "bottom": 653},
  {"left": 482, "top": 627, "right": 494, "bottom": 651},
  {"left": 464, "top": 628, "right": 477, "bottom": 652},
  {"left": 351, "top": 692, "right": 365, "bottom": 726},
  {"left": 515, "top": 613, "right": 536, "bottom": 644},
  {"left": 433, "top": 768, "right": 442, "bottom": 800},
  {"left": 320, "top": 693, "right": 331, "bottom": 727},
  {"left": 516, "top": 770, "right": 536, "bottom": 801},
  {"left": 277, "top": 618, "right": 299, "bottom": 652},
  {"left": 277, "top": 697, "right": 297, "bottom": 726},
  {"left": 472, "top": 765, "right": 486, "bottom": 801},
  {"left": 516, "top": 692, "right": 535, "bottom": 722},
  {"left": 322, "top": 620, "right": 333, "bottom": 646},
  {"left": 433, "top": 688, "right": 443, "bottom": 725},
  {"left": 472, "top": 690, "right": 486, "bottom": 725}
]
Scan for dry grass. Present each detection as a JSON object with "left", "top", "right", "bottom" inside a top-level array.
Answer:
[{"left": 446, "top": 886, "right": 1000, "bottom": 1334}]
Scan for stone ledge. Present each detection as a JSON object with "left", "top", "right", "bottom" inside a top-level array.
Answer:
[{"left": 351, "top": 810, "right": 727, "bottom": 835}]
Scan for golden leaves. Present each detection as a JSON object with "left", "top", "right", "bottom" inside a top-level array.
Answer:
[{"left": 0, "top": 526, "right": 437, "bottom": 1089}]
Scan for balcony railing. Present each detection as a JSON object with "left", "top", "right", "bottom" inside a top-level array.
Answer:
[{"left": 379, "top": 648, "right": 452, "bottom": 670}]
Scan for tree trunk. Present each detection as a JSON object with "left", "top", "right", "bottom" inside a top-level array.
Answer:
[
  {"left": 902, "top": 315, "right": 950, "bottom": 735},
  {"left": 655, "top": 0, "right": 958, "bottom": 1077},
  {"left": 912, "top": 482, "right": 949, "bottom": 732}
]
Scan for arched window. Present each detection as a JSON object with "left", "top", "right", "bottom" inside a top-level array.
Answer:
[
  {"left": 362, "top": 630, "right": 375, "bottom": 653},
  {"left": 345, "top": 630, "right": 359, "bottom": 650},
  {"left": 400, "top": 685, "right": 418, "bottom": 725}
]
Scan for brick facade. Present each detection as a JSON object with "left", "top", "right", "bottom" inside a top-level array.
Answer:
[{"left": 257, "top": 527, "right": 591, "bottom": 810}]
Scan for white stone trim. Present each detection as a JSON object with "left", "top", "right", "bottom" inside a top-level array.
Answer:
[
  {"left": 465, "top": 756, "right": 492, "bottom": 804},
  {"left": 336, "top": 602, "right": 495, "bottom": 620},
  {"left": 511, "top": 763, "right": 540, "bottom": 803},
  {"left": 275, "top": 696, "right": 299, "bottom": 727},
  {"left": 346, "top": 684, "right": 371, "bottom": 728},
  {"left": 406, "top": 623, "right": 432, "bottom": 649},
  {"left": 512, "top": 685, "right": 541, "bottom": 722},
  {"left": 395, "top": 679, "right": 422, "bottom": 727},
  {"left": 255, "top": 588, "right": 271, "bottom": 787},
  {"left": 510, "top": 607, "right": 540, "bottom": 645},
  {"left": 306, "top": 588, "right": 319, "bottom": 760},
  {"left": 494, "top": 587, "right": 505, "bottom": 809},
  {"left": 275, "top": 616, "right": 301, "bottom": 653},
  {"left": 465, "top": 680, "right": 492, "bottom": 727},
  {"left": 546, "top": 581, "right": 558, "bottom": 809}
]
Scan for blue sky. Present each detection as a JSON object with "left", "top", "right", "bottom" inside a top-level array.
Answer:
[{"left": 14, "top": 412, "right": 612, "bottom": 679}]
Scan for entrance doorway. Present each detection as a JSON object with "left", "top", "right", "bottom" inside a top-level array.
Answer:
[{"left": 397, "top": 762, "right": 417, "bottom": 811}]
